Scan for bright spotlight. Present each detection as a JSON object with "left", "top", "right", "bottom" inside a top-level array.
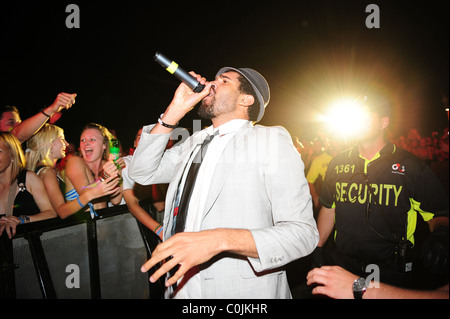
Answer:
[{"left": 323, "top": 98, "right": 369, "bottom": 139}]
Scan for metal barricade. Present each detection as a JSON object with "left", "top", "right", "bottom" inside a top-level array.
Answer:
[{"left": 0, "top": 204, "right": 164, "bottom": 299}]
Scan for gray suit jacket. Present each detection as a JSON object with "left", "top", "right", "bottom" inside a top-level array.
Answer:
[{"left": 129, "top": 122, "right": 318, "bottom": 298}]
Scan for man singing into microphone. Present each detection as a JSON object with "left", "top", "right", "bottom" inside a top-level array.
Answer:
[{"left": 129, "top": 67, "right": 318, "bottom": 298}]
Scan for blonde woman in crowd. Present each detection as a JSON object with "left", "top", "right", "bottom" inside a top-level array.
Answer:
[
  {"left": 25, "top": 124, "right": 120, "bottom": 219},
  {"left": 0, "top": 132, "right": 56, "bottom": 238},
  {"left": 64, "top": 123, "right": 124, "bottom": 215}
]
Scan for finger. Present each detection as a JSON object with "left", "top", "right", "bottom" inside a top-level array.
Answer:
[
  {"left": 105, "top": 160, "right": 118, "bottom": 171},
  {"left": 318, "top": 265, "right": 334, "bottom": 271},
  {"left": 112, "top": 188, "right": 121, "bottom": 196},
  {"left": 188, "top": 71, "right": 199, "bottom": 79},
  {"left": 58, "top": 94, "right": 73, "bottom": 103},
  {"left": 141, "top": 257, "right": 156, "bottom": 273},
  {"left": 11, "top": 224, "right": 17, "bottom": 237},
  {"left": 106, "top": 179, "right": 120, "bottom": 189},
  {"left": 188, "top": 71, "right": 208, "bottom": 86},
  {"left": 102, "top": 182, "right": 118, "bottom": 194},
  {"left": 306, "top": 267, "right": 326, "bottom": 280},
  {"left": 165, "top": 263, "right": 188, "bottom": 287},
  {"left": 141, "top": 242, "right": 173, "bottom": 272},
  {"left": 107, "top": 171, "right": 119, "bottom": 179},
  {"left": 6, "top": 226, "right": 12, "bottom": 239},
  {"left": 141, "top": 245, "right": 169, "bottom": 273},
  {"left": 103, "top": 165, "right": 119, "bottom": 177},
  {"left": 114, "top": 158, "right": 125, "bottom": 169},
  {"left": 103, "top": 182, "right": 120, "bottom": 195},
  {"left": 59, "top": 101, "right": 72, "bottom": 109},
  {"left": 58, "top": 94, "right": 76, "bottom": 108},
  {"left": 149, "top": 257, "right": 179, "bottom": 284},
  {"left": 106, "top": 187, "right": 121, "bottom": 197},
  {"left": 190, "top": 81, "right": 212, "bottom": 98},
  {"left": 306, "top": 272, "right": 327, "bottom": 286},
  {"left": 311, "top": 285, "right": 328, "bottom": 296},
  {"left": 103, "top": 175, "right": 119, "bottom": 184}
]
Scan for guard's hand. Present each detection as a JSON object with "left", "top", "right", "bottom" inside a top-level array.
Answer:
[{"left": 306, "top": 266, "right": 359, "bottom": 299}]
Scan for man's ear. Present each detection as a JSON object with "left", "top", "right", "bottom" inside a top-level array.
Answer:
[{"left": 240, "top": 94, "right": 255, "bottom": 107}]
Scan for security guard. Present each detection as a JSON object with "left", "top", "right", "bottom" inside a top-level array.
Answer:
[{"left": 314, "top": 95, "right": 449, "bottom": 290}]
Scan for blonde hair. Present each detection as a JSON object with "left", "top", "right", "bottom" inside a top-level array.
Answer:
[
  {"left": 0, "top": 132, "right": 26, "bottom": 184},
  {"left": 25, "top": 123, "right": 64, "bottom": 171}
]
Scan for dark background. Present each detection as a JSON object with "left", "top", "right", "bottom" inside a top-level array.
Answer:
[{"left": 1, "top": 0, "right": 448, "bottom": 151}]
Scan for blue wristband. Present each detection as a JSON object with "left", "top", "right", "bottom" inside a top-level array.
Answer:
[
  {"left": 76, "top": 197, "right": 85, "bottom": 208},
  {"left": 76, "top": 197, "right": 97, "bottom": 219},
  {"left": 88, "top": 203, "right": 98, "bottom": 219}
]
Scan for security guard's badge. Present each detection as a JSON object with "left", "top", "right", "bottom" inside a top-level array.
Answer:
[{"left": 391, "top": 163, "right": 406, "bottom": 175}]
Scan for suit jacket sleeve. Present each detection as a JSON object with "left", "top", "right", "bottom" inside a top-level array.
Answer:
[
  {"left": 247, "top": 126, "right": 319, "bottom": 272},
  {"left": 128, "top": 124, "right": 181, "bottom": 185}
]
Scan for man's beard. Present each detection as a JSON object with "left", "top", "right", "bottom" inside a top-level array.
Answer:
[
  {"left": 197, "top": 94, "right": 237, "bottom": 120},
  {"left": 197, "top": 98, "right": 215, "bottom": 120}
]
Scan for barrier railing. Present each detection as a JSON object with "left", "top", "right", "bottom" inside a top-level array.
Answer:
[{"left": 0, "top": 203, "right": 164, "bottom": 299}]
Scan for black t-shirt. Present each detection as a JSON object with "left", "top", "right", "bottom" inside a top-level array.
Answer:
[{"left": 320, "top": 142, "right": 449, "bottom": 262}]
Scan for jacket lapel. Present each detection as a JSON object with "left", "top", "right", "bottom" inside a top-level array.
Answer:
[{"left": 201, "top": 124, "right": 253, "bottom": 221}]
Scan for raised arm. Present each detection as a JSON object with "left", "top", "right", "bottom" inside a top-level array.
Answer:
[{"left": 12, "top": 93, "right": 76, "bottom": 143}]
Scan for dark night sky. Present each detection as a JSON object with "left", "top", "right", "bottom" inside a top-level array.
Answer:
[{"left": 1, "top": 0, "right": 448, "bottom": 151}]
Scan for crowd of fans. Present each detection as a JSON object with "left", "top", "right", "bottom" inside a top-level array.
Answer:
[{"left": 392, "top": 128, "right": 449, "bottom": 163}]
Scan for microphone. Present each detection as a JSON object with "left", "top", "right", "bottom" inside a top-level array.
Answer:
[{"left": 154, "top": 52, "right": 205, "bottom": 93}]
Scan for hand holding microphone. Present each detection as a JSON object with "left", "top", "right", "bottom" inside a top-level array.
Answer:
[
  {"left": 154, "top": 52, "right": 205, "bottom": 93},
  {"left": 153, "top": 52, "right": 211, "bottom": 131}
]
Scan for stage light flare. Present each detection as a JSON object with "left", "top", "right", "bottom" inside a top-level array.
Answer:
[{"left": 321, "top": 97, "right": 370, "bottom": 139}]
